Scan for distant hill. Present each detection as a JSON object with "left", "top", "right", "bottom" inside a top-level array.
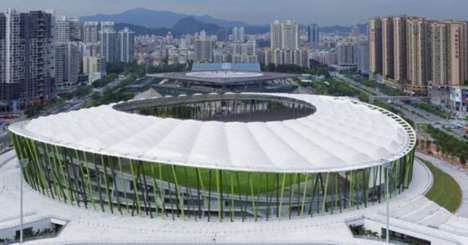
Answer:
[
  {"left": 319, "top": 24, "right": 368, "bottom": 34},
  {"left": 319, "top": 25, "right": 352, "bottom": 33},
  {"left": 81, "top": 8, "right": 248, "bottom": 29},
  {"left": 114, "top": 23, "right": 170, "bottom": 36},
  {"left": 196, "top": 15, "right": 246, "bottom": 28},
  {"left": 113, "top": 18, "right": 225, "bottom": 37},
  {"left": 172, "top": 17, "right": 222, "bottom": 35},
  {"left": 82, "top": 8, "right": 365, "bottom": 36},
  {"left": 81, "top": 8, "right": 184, "bottom": 28}
]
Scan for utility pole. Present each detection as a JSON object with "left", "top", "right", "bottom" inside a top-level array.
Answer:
[{"left": 19, "top": 159, "right": 29, "bottom": 243}]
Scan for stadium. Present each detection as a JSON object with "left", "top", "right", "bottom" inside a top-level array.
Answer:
[
  {"left": 149, "top": 63, "right": 299, "bottom": 95},
  {"left": 8, "top": 93, "right": 416, "bottom": 222}
]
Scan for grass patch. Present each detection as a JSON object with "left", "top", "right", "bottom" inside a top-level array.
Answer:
[
  {"left": 419, "top": 158, "right": 462, "bottom": 212},
  {"left": 311, "top": 79, "right": 370, "bottom": 102},
  {"left": 413, "top": 102, "right": 449, "bottom": 118}
]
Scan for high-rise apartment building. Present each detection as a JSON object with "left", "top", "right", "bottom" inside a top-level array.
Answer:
[
  {"left": 267, "top": 20, "right": 307, "bottom": 67},
  {"left": 232, "top": 26, "right": 245, "bottom": 43},
  {"left": 100, "top": 28, "right": 118, "bottom": 63},
  {"left": 232, "top": 39, "right": 257, "bottom": 64},
  {"left": 55, "top": 16, "right": 80, "bottom": 43},
  {"left": 100, "top": 21, "right": 115, "bottom": 32},
  {"left": 281, "top": 20, "right": 299, "bottom": 50},
  {"left": 447, "top": 22, "right": 467, "bottom": 87},
  {"left": 368, "top": 15, "right": 454, "bottom": 93},
  {"left": 55, "top": 16, "right": 82, "bottom": 92},
  {"left": 308, "top": 24, "right": 320, "bottom": 48},
  {"left": 368, "top": 17, "right": 382, "bottom": 80},
  {"left": 393, "top": 16, "right": 407, "bottom": 82},
  {"left": 431, "top": 21, "right": 449, "bottom": 86},
  {"left": 337, "top": 43, "right": 356, "bottom": 66},
  {"left": 431, "top": 21, "right": 468, "bottom": 87},
  {"left": 270, "top": 21, "right": 283, "bottom": 50},
  {"left": 55, "top": 42, "right": 81, "bottom": 92},
  {"left": 382, "top": 17, "right": 394, "bottom": 79},
  {"left": 83, "top": 56, "right": 106, "bottom": 83},
  {"left": 82, "top": 21, "right": 99, "bottom": 44},
  {"left": 0, "top": 9, "right": 55, "bottom": 111},
  {"left": 270, "top": 20, "right": 299, "bottom": 50},
  {"left": 356, "top": 41, "right": 369, "bottom": 75},
  {"left": 194, "top": 34, "right": 214, "bottom": 63},
  {"left": 118, "top": 27, "right": 135, "bottom": 63},
  {"left": 406, "top": 16, "right": 430, "bottom": 92}
]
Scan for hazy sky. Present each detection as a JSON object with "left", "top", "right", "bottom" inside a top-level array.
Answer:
[{"left": 1, "top": 0, "right": 467, "bottom": 25}]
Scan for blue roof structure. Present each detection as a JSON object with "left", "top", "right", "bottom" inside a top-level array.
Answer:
[{"left": 192, "top": 63, "right": 261, "bottom": 72}]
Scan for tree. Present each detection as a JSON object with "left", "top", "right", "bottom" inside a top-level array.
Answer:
[{"left": 459, "top": 154, "right": 466, "bottom": 165}]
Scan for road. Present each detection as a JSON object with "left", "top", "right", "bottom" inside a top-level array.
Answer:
[{"left": 333, "top": 73, "right": 466, "bottom": 141}]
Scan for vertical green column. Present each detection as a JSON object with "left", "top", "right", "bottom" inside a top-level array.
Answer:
[
  {"left": 171, "top": 165, "right": 185, "bottom": 218},
  {"left": 26, "top": 139, "right": 48, "bottom": 195},
  {"left": 299, "top": 174, "right": 309, "bottom": 217},
  {"left": 236, "top": 172, "right": 246, "bottom": 221},
  {"left": 129, "top": 160, "right": 141, "bottom": 214},
  {"left": 101, "top": 155, "right": 113, "bottom": 213},
  {"left": 230, "top": 175, "right": 235, "bottom": 222},
  {"left": 308, "top": 174, "right": 318, "bottom": 216},
  {"left": 207, "top": 169, "right": 212, "bottom": 221},
  {"left": 83, "top": 152, "right": 96, "bottom": 209},
  {"left": 216, "top": 169, "right": 222, "bottom": 221},
  {"left": 62, "top": 148, "right": 78, "bottom": 204},
  {"left": 275, "top": 173, "right": 280, "bottom": 218},
  {"left": 248, "top": 173, "right": 257, "bottom": 221},
  {"left": 182, "top": 167, "right": 192, "bottom": 217},
  {"left": 364, "top": 169, "right": 369, "bottom": 207},
  {"left": 55, "top": 146, "right": 74, "bottom": 204},
  {"left": 158, "top": 164, "right": 168, "bottom": 217},
  {"left": 321, "top": 173, "right": 330, "bottom": 213},
  {"left": 109, "top": 157, "right": 122, "bottom": 214},
  {"left": 196, "top": 168, "right": 204, "bottom": 219},
  {"left": 288, "top": 174, "right": 295, "bottom": 219},
  {"left": 46, "top": 144, "right": 62, "bottom": 200},
  {"left": 150, "top": 164, "right": 161, "bottom": 217},
  {"left": 139, "top": 163, "right": 152, "bottom": 218},
  {"left": 265, "top": 173, "right": 271, "bottom": 220},
  {"left": 118, "top": 158, "right": 130, "bottom": 213},
  {"left": 278, "top": 173, "right": 287, "bottom": 218}
]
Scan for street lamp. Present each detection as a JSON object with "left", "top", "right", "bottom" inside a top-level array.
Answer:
[
  {"left": 19, "top": 159, "right": 29, "bottom": 244},
  {"left": 383, "top": 162, "right": 392, "bottom": 244}
]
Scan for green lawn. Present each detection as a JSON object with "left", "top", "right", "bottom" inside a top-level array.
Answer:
[
  {"left": 419, "top": 158, "right": 462, "bottom": 213},
  {"left": 413, "top": 102, "right": 449, "bottom": 118}
]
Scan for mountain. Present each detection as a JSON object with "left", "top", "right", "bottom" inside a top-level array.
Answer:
[
  {"left": 244, "top": 25, "right": 269, "bottom": 34},
  {"left": 172, "top": 17, "right": 223, "bottom": 35},
  {"left": 114, "top": 23, "right": 170, "bottom": 36},
  {"left": 196, "top": 15, "right": 246, "bottom": 28},
  {"left": 319, "top": 25, "right": 352, "bottom": 33},
  {"left": 81, "top": 8, "right": 247, "bottom": 29},
  {"left": 319, "top": 24, "right": 368, "bottom": 34},
  {"left": 112, "top": 18, "right": 224, "bottom": 37},
  {"left": 81, "top": 8, "right": 187, "bottom": 28}
]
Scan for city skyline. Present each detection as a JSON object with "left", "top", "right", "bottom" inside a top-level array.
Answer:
[{"left": 1, "top": 0, "right": 468, "bottom": 26}]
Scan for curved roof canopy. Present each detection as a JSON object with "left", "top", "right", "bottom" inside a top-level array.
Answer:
[{"left": 10, "top": 93, "right": 416, "bottom": 173}]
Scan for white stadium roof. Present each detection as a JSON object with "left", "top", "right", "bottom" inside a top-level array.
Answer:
[
  {"left": 10, "top": 93, "right": 416, "bottom": 173},
  {"left": 186, "top": 71, "right": 264, "bottom": 79}
]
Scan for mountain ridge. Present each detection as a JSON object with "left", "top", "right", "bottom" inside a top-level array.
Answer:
[
  {"left": 82, "top": 8, "right": 366, "bottom": 36},
  {"left": 80, "top": 8, "right": 248, "bottom": 29}
]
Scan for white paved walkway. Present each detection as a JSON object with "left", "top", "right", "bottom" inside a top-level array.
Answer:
[{"left": 0, "top": 151, "right": 467, "bottom": 244}]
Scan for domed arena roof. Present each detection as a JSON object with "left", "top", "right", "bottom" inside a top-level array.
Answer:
[{"left": 9, "top": 93, "right": 416, "bottom": 173}]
